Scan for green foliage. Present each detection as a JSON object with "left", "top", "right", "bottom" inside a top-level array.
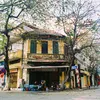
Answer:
[
  {"left": 0, "top": 33, "right": 7, "bottom": 50},
  {"left": 91, "top": 22, "right": 98, "bottom": 32}
]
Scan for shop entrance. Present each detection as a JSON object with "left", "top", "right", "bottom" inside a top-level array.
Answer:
[
  {"left": 10, "top": 72, "right": 17, "bottom": 88},
  {"left": 29, "top": 69, "right": 59, "bottom": 88}
]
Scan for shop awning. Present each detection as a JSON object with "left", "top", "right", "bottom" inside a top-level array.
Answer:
[
  {"left": 81, "top": 70, "right": 90, "bottom": 76},
  {"left": 22, "top": 64, "right": 69, "bottom": 69}
]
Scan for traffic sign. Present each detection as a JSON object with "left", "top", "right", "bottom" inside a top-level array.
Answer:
[{"left": 72, "top": 65, "right": 78, "bottom": 69}]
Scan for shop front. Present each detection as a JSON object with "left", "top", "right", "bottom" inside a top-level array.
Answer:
[
  {"left": 10, "top": 69, "right": 18, "bottom": 88},
  {"left": 29, "top": 68, "right": 59, "bottom": 88},
  {"left": 23, "top": 65, "right": 69, "bottom": 91},
  {"left": 80, "top": 70, "right": 90, "bottom": 88}
]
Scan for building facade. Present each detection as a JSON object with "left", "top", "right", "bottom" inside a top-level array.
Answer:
[
  {"left": 22, "top": 34, "right": 68, "bottom": 89},
  {"left": 8, "top": 24, "right": 69, "bottom": 89}
]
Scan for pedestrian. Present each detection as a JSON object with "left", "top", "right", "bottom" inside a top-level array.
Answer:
[
  {"left": 41, "top": 80, "right": 46, "bottom": 91},
  {"left": 22, "top": 79, "right": 25, "bottom": 91},
  {"left": 34, "top": 81, "right": 38, "bottom": 85}
]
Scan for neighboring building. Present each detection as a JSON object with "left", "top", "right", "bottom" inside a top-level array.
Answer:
[
  {"left": 9, "top": 49, "right": 22, "bottom": 88},
  {"left": 72, "top": 28, "right": 93, "bottom": 89},
  {"left": 75, "top": 52, "right": 90, "bottom": 88}
]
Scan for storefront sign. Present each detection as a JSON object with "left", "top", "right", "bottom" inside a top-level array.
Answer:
[
  {"left": 27, "top": 54, "right": 65, "bottom": 60},
  {"left": 10, "top": 69, "right": 18, "bottom": 73},
  {"left": 0, "top": 65, "right": 4, "bottom": 68}
]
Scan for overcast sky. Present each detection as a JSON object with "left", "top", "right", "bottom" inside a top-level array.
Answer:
[{"left": 75, "top": 0, "right": 100, "bottom": 19}]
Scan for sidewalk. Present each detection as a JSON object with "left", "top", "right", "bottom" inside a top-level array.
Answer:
[{"left": 0, "top": 86, "right": 99, "bottom": 93}]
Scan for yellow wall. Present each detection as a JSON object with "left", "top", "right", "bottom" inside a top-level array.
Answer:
[
  {"left": 9, "top": 63, "right": 21, "bottom": 69},
  {"left": 28, "top": 40, "right": 65, "bottom": 54},
  {"left": 37, "top": 41, "right": 41, "bottom": 53},
  {"left": 48, "top": 40, "right": 52, "bottom": 54},
  {"left": 83, "top": 75, "right": 90, "bottom": 87},
  {"left": 88, "top": 76, "right": 90, "bottom": 86},
  {"left": 9, "top": 50, "right": 22, "bottom": 60},
  {"left": 27, "top": 39, "right": 30, "bottom": 53},
  {"left": 24, "top": 40, "right": 29, "bottom": 58},
  {"left": 59, "top": 72, "right": 65, "bottom": 85},
  {"left": 9, "top": 50, "right": 23, "bottom": 88},
  {"left": 59, "top": 71, "right": 70, "bottom": 88},
  {"left": 84, "top": 76, "right": 87, "bottom": 87},
  {"left": 59, "top": 41, "right": 64, "bottom": 54}
]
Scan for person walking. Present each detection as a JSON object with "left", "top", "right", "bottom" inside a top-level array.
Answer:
[{"left": 22, "top": 79, "right": 25, "bottom": 91}]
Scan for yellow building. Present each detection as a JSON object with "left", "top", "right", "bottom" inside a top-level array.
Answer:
[
  {"left": 9, "top": 50, "right": 22, "bottom": 88},
  {"left": 9, "top": 24, "right": 69, "bottom": 89}
]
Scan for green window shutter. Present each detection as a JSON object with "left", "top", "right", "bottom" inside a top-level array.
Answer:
[
  {"left": 30, "top": 40, "right": 36, "bottom": 53},
  {"left": 53, "top": 41, "right": 59, "bottom": 54},
  {"left": 42, "top": 41, "right": 48, "bottom": 54}
]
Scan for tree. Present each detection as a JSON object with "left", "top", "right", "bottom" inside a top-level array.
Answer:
[
  {"left": 0, "top": 34, "right": 7, "bottom": 54},
  {"left": 0, "top": 0, "right": 52, "bottom": 90},
  {"left": 52, "top": 0, "right": 99, "bottom": 89}
]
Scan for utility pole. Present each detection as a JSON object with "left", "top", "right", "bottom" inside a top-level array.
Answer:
[{"left": 78, "top": 64, "right": 82, "bottom": 89}]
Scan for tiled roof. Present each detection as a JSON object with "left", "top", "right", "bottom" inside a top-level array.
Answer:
[{"left": 9, "top": 23, "right": 65, "bottom": 43}]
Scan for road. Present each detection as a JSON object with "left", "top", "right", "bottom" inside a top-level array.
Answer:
[{"left": 0, "top": 87, "right": 100, "bottom": 100}]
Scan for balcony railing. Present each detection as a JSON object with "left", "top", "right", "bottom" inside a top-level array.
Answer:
[{"left": 27, "top": 53, "right": 67, "bottom": 62}]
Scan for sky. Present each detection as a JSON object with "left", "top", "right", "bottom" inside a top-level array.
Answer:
[
  {"left": 91, "top": 0, "right": 100, "bottom": 14},
  {"left": 74, "top": 0, "right": 100, "bottom": 19}
]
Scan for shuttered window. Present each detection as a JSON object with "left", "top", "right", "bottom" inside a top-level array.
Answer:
[
  {"left": 30, "top": 40, "right": 36, "bottom": 53},
  {"left": 42, "top": 41, "right": 48, "bottom": 54},
  {"left": 53, "top": 41, "right": 59, "bottom": 54}
]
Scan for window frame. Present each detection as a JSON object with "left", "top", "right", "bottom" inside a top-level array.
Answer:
[
  {"left": 53, "top": 41, "right": 59, "bottom": 54},
  {"left": 30, "top": 40, "right": 37, "bottom": 53},
  {"left": 41, "top": 41, "right": 48, "bottom": 54}
]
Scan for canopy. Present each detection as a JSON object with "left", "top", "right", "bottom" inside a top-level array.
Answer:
[{"left": 22, "top": 64, "right": 69, "bottom": 69}]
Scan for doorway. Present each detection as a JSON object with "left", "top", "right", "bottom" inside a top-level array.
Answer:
[{"left": 29, "top": 70, "right": 59, "bottom": 88}]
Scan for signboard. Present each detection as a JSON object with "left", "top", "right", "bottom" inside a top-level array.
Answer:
[
  {"left": 10, "top": 69, "right": 18, "bottom": 73},
  {"left": 0, "top": 65, "right": 4, "bottom": 68},
  {"left": 72, "top": 65, "right": 78, "bottom": 69},
  {"left": 28, "top": 53, "right": 65, "bottom": 60}
]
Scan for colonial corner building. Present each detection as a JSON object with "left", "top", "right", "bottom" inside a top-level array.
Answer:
[{"left": 8, "top": 23, "right": 69, "bottom": 89}]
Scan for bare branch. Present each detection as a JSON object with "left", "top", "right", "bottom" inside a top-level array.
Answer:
[{"left": 9, "top": 8, "right": 24, "bottom": 18}]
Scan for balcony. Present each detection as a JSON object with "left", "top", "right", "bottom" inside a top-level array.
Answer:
[
  {"left": 9, "top": 50, "right": 22, "bottom": 61},
  {"left": 27, "top": 53, "right": 67, "bottom": 62}
]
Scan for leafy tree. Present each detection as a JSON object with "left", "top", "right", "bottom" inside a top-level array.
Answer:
[
  {"left": 0, "top": 0, "right": 52, "bottom": 90},
  {"left": 0, "top": 34, "right": 7, "bottom": 54},
  {"left": 52, "top": 0, "right": 99, "bottom": 89}
]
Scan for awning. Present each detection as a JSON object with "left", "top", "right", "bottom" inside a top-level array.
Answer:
[
  {"left": 81, "top": 70, "right": 90, "bottom": 76},
  {"left": 22, "top": 64, "right": 69, "bottom": 69}
]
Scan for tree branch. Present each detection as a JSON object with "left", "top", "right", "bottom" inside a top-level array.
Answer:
[{"left": 9, "top": 8, "right": 24, "bottom": 18}]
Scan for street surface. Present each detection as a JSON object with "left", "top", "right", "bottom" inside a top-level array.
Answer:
[{"left": 0, "top": 87, "right": 100, "bottom": 100}]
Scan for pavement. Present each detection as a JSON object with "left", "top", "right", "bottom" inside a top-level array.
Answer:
[
  {"left": 0, "top": 85, "right": 99, "bottom": 93},
  {"left": 0, "top": 86, "right": 100, "bottom": 100}
]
